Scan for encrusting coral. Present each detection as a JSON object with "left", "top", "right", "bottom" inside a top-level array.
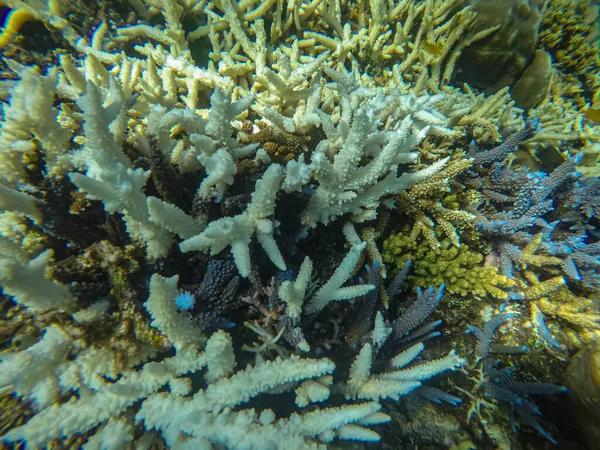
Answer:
[{"left": 0, "top": 0, "right": 598, "bottom": 448}]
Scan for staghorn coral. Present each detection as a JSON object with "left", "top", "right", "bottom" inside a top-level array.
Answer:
[
  {"left": 455, "top": 85, "right": 523, "bottom": 143},
  {"left": 299, "top": 70, "right": 457, "bottom": 228},
  {"left": 345, "top": 212, "right": 391, "bottom": 283},
  {"left": 539, "top": 0, "right": 600, "bottom": 102},
  {"left": 536, "top": 286, "right": 600, "bottom": 348},
  {"left": 460, "top": 357, "right": 567, "bottom": 445},
  {"left": 461, "top": 313, "right": 568, "bottom": 445},
  {"left": 333, "top": 261, "right": 466, "bottom": 405},
  {"left": 383, "top": 225, "right": 515, "bottom": 299},
  {"left": 283, "top": 0, "right": 501, "bottom": 93},
  {"left": 238, "top": 119, "right": 311, "bottom": 163},
  {"left": 0, "top": 274, "right": 390, "bottom": 449},
  {"left": 395, "top": 156, "right": 476, "bottom": 248},
  {"left": 457, "top": 120, "right": 600, "bottom": 358},
  {"left": 563, "top": 175, "right": 600, "bottom": 222},
  {"left": 462, "top": 122, "right": 600, "bottom": 292},
  {"left": 0, "top": 0, "right": 598, "bottom": 447},
  {"left": 180, "top": 164, "right": 287, "bottom": 277}
]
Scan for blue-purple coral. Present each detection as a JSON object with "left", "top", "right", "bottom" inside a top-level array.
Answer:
[{"left": 175, "top": 291, "right": 195, "bottom": 310}]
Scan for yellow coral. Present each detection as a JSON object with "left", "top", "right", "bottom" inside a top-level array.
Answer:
[
  {"left": 239, "top": 120, "right": 310, "bottom": 163},
  {"left": 539, "top": 0, "right": 600, "bottom": 100},
  {"left": 523, "top": 275, "right": 566, "bottom": 300},
  {"left": 0, "top": 9, "right": 32, "bottom": 50},
  {"left": 0, "top": 392, "right": 32, "bottom": 435},
  {"left": 383, "top": 225, "right": 514, "bottom": 299},
  {"left": 536, "top": 287, "right": 600, "bottom": 347},
  {"left": 511, "top": 234, "right": 579, "bottom": 284},
  {"left": 396, "top": 157, "right": 476, "bottom": 249}
]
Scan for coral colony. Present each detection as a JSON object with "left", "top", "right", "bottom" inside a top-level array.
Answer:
[{"left": 1, "top": 0, "right": 600, "bottom": 448}]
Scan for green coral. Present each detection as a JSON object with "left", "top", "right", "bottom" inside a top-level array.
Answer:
[{"left": 382, "top": 226, "right": 514, "bottom": 299}]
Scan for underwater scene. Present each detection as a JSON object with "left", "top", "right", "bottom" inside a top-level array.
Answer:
[{"left": 0, "top": 0, "right": 599, "bottom": 448}]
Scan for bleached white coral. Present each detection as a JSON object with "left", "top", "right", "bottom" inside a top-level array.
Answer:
[
  {"left": 68, "top": 79, "right": 206, "bottom": 260},
  {"left": 344, "top": 342, "right": 465, "bottom": 401},
  {"left": 145, "top": 88, "right": 259, "bottom": 190},
  {"left": 1, "top": 279, "right": 204, "bottom": 448},
  {"left": 0, "top": 2, "right": 502, "bottom": 448},
  {"left": 137, "top": 328, "right": 391, "bottom": 449},
  {"left": 305, "top": 242, "right": 375, "bottom": 315},
  {"left": 68, "top": 80, "right": 175, "bottom": 259},
  {"left": 180, "top": 163, "right": 286, "bottom": 277},
  {"left": 371, "top": 311, "right": 392, "bottom": 349},
  {"left": 145, "top": 274, "right": 206, "bottom": 350},
  {"left": 0, "top": 325, "right": 73, "bottom": 409},
  {"left": 1, "top": 272, "right": 205, "bottom": 448},
  {"left": 81, "top": 417, "right": 134, "bottom": 450},
  {"left": 0, "top": 249, "right": 76, "bottom": 313},
  {"left": 279, "top": 255, "right": 313, "bottom": 320},
  {"left": 0, "top": 66, "right": 71, "bottom": 185},
  {"left": 282, "top": 154, "right": 312, "bottom": 193},
  {"left": 72, "top": 300, "right": 110, "bottom": 324},
  {"left": 295, "top": 378, "right": 333, "bottom": 407},
  {"left": 1, "top": 344, "right": 205, "bottom": 448},
  {"left": 302, "top": 80, "right": 452, "bottom": 227},
  {"left": 146, "top": 196, "right": 204, "bottom": 239},
  {"left": 252, "top": 48, "right": 330, "bottom": 133},
  {"left": 0, "top": 183, "right": 42, "bottom": 224},
  {"left": 204, "top": 329, "right": 236, "bottom": 383}
]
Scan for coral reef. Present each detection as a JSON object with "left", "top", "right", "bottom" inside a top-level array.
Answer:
[
  {"left": 566, "top": 340, "right": 600, "bottom": 449},
  {"left": 539, "top": 0, "right": 600, "bottom": 102},
  {"left": 382, "top": 225, "right": 514, "bottom": 299},
  {"left": 0, "top": 0, "right": 598, "bottom": 448},
  {"left": 455, "top": 0, "right": 544, "bottom": 89}
]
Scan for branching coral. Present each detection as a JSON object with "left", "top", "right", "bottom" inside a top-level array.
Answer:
[
  {"left": 1, "top": 274, "right": 392, "bottom": 449},
  {"left": 462, "top": 313, "right": 567, "bottom": 445},
  {"left": 180, "top": 164, "right": 287, "bottom": 277},
  {"left": 0, "top": 0, "right": 598, "bottom": 447},
  {"left": 300, "top": 70, "right": 455, "bottom": 228},
  {"left": 383, "top": 225, "right": 514, "bottom": 299},
  {"left": 535, "top": 287, "right": 600, "bottom": 348},
  {"left": 395, "top": 157, "right": 475, "bottom": 248},
  {"left": 460, "top": 357, "right": 567, "bottom": 445},
  {"left": 539, "top": 0, "right": 600, "bottom": 101},
  {"left": 459, "top": 122, "right": 599, "bottom": 293}
]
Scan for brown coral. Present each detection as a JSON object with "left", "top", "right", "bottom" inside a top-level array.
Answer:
[
  {"left": 396, "top": 157, "right": 476, "bottom": 249},
  {"left": 239, "top": 120, "right": 310, "bottom": 163},
  {"left": 539, "top": 0, "right": 600, "bottom": 103},
  {"left": 455, "top": 0, "right": 544, "bottom": 89},
  {"left": 565, "top": 340, "right": 600, "bottom": 448}
]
